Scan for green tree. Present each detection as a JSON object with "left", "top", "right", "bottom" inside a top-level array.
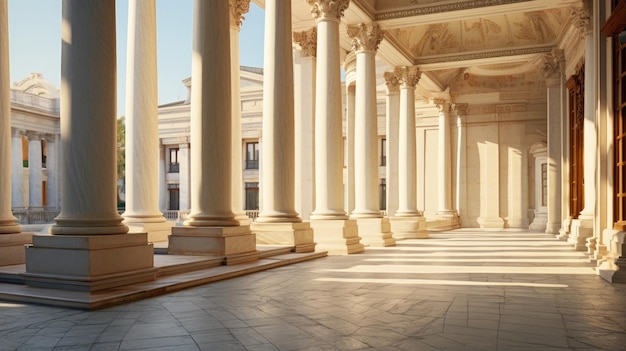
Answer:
[{"left": 117, "top": 117, "right": 125, "bottom": 209}]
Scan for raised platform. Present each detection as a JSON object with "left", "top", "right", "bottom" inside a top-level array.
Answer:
[{"left": 0, "top": 245, "right": 327, "bottom": 310}]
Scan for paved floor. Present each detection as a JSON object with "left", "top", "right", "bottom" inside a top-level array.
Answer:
[{"left": 1, "top": 229, "right": 626, "bottom": 351}]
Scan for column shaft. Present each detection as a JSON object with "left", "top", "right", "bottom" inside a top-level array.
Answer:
[
  {"left": 545, "top": 53, "right": 564, "bottom": 234},
  {"left": 579, "top": 29, "right": 597, "bottom": 220},
  {"left": 436, "top": 101, "right": 453, "bottom": 213},
  {"left": 45, "top": 134, "right": 58, "bottom": 209},
  {"left": 257, "top": 0, "right": 300, "bottom": 223},
  {"left": 27, "top": 133, "right": 43, "bottom": 209},
  {"left": 396, "top": 68, "right": 420, "bottom": 216},
  {"left": 51, "top": 0, "right": 127, "bottom": 235},
  {"left": 230, "top": 0, "right": 250, "bottom": 224},
  {"left": 310, "top": 2, "right": 348, "bottom": 220},
  {"left": 185, "top": 0, "right": 237, "bottom": 226},
  {"left": 0, "top": 0, "right": 20, "bottom": 233},
  {"left": 11, "top": 129, "right": 25, "bottom": 210},
  {"left": 384, "top": 74, "right": 399, "bottom": 217},
  {"left": 123, "top": 0, "right": 165, "bottom": 223}
]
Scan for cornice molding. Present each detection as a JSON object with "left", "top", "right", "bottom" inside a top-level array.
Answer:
[
  {"left": 377, "top": 0, "right": 531, "bottom": 21},
  {"left": 293, "top": 27, "right": 317, "bottom": 57},
  {"left": 347, "top": 23, "right": 384, "bottom": 52},
  {"left": 306, "top": 0, "right": 350, "bottom": 22},
  {"left": 415, "top": 45, "right": 554, "bottom": 65}
]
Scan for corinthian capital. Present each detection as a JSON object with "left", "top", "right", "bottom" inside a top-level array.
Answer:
[
  {"left": 229, "top": 0, "right": 251, "bottom": 28},
  {"left": 347, "top": 23, "right": 384, "bottom": 52},
  {"left": 570, "top": 2, "right": 590, "bottom": 38},
  {"left": 293, "top": 27, "right": 317, "bottom": 57},
  {"left": 433, "top": 99, "right": 451, "bottom": 113},
  {"left": 384, "top": 71, "right": 400, "bottom": 93},
  {"left": 393, "top": 66, "right": 420, "bottom": 89},
  {"left": 307, "top": 0, "right": 350, "bottom": 22},
  {"left": 542, "top": 49, "right": 565, "bottom": 80}
]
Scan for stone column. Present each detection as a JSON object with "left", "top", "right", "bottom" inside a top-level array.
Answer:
[
  {"left": 528, "top": 143, "right": 548, "bottom": 231},
  {"left": 569, "top": 4, "right": 595, "bottom": 250},
  {"left": 44, "top": 134, "right": 58, "bottom": 210},
  {"left": 26, "top": 131, "right": 43, "bottom": 210},
  {"left": 343, "top": 51, "right": 356, "bottom": 214},
  {"left": 390, "top": 67, "right": 426, "bottom": 239},
  {"left": 229, "top": 0, "right": 251, "bottom": 225},
  {"left": 307, "top": 0, "right": 363, "bottom": 255},
  {"left": 24, "top": 0, "right": 154, "bottom": 290},
  {"left": 122, "top": 0, "right": 171, "bottom": 242},
  {"left": 384, "top": 71, "right": 399, "bottom": 218},
  {"left": 0, "top": 0, "right": 28, "bottom": 264},
  {"left": 454, "top": 104, "right": 468, "bottom": 226},
  {"left": 347, "top": 22, "right": 394, "bottom": 247},
  {"left": 308, "top": 0, "right": 349, "bottom": 220},
  {"left": 178, "top": 141, "right": 190, "bottom": 210},
  {"left": 293, "top": 27, "right": 317, "bottom": 221},
  {"left": 168, "top": 0, "right": 257, "bottom": 263},
  {"left": 543, "top": 50, "right": 564, "bottom": 234},
  {"left": 434, "top": 99, "right": 460, "bottom": 227},
  {"left": 158, "top": 143, "right": 167, "bottom": 212},
  {"left": 251, "top": 0, "right": 314, "bottom": 253},
  {"left": 11, "top": 128, "right": 25, "bottom": 209}
]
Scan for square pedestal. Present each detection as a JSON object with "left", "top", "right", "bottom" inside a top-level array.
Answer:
[
  {"left": 126, "top": 221, "right": 174, "bottom": 243},
  {"left": 390, "top": 217, "right": 427, "bottom": 239},
  {"left": 310, "top": 219, "right": 364, "bottom": 255},
  {"left": 569, "top": 219, "right": 593, "bottom": 251},
  {"left": 250, "top": 222, "right": 315, "bottom": 253},
  {"left": 23, "top": 233, "right": 156, "bottom": 291},
  {"left": 355, "top": 217, "right": 395, "bottom": 247},
  {"left": 0, "top": 232, "right": 33, "bottom": 266},
  {"left": 168, "top": 226, "right": 258, "bottom": 265},
  {"left": 477, "top": 217, "right": 504, "bottom": 229}
]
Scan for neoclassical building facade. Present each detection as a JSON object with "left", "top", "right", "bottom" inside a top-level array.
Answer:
[{"left": 1, "top": 0, "right": 626, "bottom": 296}]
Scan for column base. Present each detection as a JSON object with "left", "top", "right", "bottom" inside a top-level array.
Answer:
[
  {"left": 477, "top": 217, "right": 504, "bottom": 229},
  {"left": 250, "top": 222, "right": 315, "bottom": 253},
  {"left": 390, "top": 217, "right": 427, "bottom": 239},
  {"left": 23, "top": 233, "right": 155, "bottom": 292},
  {"left": 0, "top": 232, "right": 33, "bottom": 265},
  {"left": 568, "top": 218, "right": 593, "bottom": 251},
  {"left": 355, "top": 217, "right": 396, "bottom": 247},
  {"left": 168, "top": 225, "right": 258, "bottom": 265},
  {"left": 309, "top": 219, "right": 364, "bottom": 255},
  {"left": 545, "top": 221, "right": 561, "bottom": 235},
  {"left": 597, "top": 229, "right": 626, "bottom": 283},
  {"left": 126, "top": 221, "right": 174, "bottom": 243},
  {"left": 557, "top": 217, "right": 572, "bottom": 240},
  {"left": 431, "top": 211, "right": 461, "bottom": 230},
  {"left": 529, "top": 210, "right": 548, "bottom": 231}
]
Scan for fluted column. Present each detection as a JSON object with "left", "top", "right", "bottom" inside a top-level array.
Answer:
[
  {"left": 0, "top": 0, "right": 20, "bottom": 234},
  {"left": 435, "top": 99, "right": 456, "bottom": 216},
  {"left": 184, "top": 0, "right": 237, "bottom": 227},
  {"left": 256, "top": 0, "right": 300, "bottom": 223},
  {"left": 26, "top": 131, "right": 43, "bottom": 210},
  {"left": 230, "top": 0, "right": 251, "bottom": 224},
  {"left": 395, "top": 67, "right": 420, "bottom": 217},
  {"left": 454, "top": 103, "right": 468, "bottom": 222},
  {"left": 50, "top": 0, "right": 127, "bottom": 235},
  {"left": 308, "top": 0, "right": 349, "bottom": 220},
  {"left": 543, "top": 50, "right": 565, "bottom": 234},
  {"left": 123, "top": 0, "right": 166, "bottom": 225},
  {"left": 11, "top": 128, "right": 25, "bottom": 210},
  {"left": 44, "top": 134, "right": 58, "bottom": 210},
  {"left": 293, "top": 27, "right": 317, "bottom": 220},
  {"left": 348, "top": 22, "right": 384, "bottom": 219},
  {"left": 384, "top": 72, "right": 400, "bottom": 217}
]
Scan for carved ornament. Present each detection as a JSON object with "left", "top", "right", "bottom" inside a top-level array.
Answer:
[
  {"left": 453, "top": 103, "right": 468, "bottom": 116},
  {"left": 293, "top": 27, "right": 317, "bottom": 57},
  {"left": 570, "top": 3, "right": 590, "bottom": 37},
  {"left": 378, "top": 0, "right": 530, "bottom": 21},
  {"left": 415, "top": 45, "right": 553, "bottom": 65},
  {"left": 307, "top": 0, "right": 350, "bottom": 22},
  {"left": 229, "top": 0, "right": 251, "bottom": 28},
  {"left": 347, "top": 23, "right": 384, "bottom": 52},
  {"left": 384, "top": 71, "right": 400, "bottom": 93},
  {"left": 433, "top": 98, "right": 451, "bottom": 113},
  {"left": 393, "top": 66, "right": 420, "bottom": 89}
]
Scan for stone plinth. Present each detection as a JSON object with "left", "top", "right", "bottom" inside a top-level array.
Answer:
[
  {"left": 529, "top": 210, "right": 548, "bottom": 231},
  {"left": 597, "top": 229, "right": 626, "bottom": 283},
  {"left": 557, "top": 218, "right": 571, "bottom": 240},
  {"left": 168, "top": 226, "right": 258, "bottom": 265},
  {"left": 355, "top": 218, "right": 396, "bottom": 247},
  {"left": 569, "top": 218, "right": 593, "bottom": 251},
  {"left": 23, "top": 233, "right": 155, "bottom": 291},
  {"left": 126, "top": 221, "right": 174, "bottom": 243},
  {"left": 390, "top": 217, "right": 427, "bottom": 240},
  {"left": 251, "top": 222, "right": 315, "bottom": 253},
  {"left": 0, "top": 233, "right": 33, "bottom": 265},
  {"left": 477, "top": 217, "right": 504, "bottom": 229},
  {"left": 310, "top": 219, "right": 364, "bottom": 255}
]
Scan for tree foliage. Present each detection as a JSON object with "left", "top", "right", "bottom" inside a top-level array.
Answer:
[{"left": 117, "top": 117, "right": 125, "bottom": 181}]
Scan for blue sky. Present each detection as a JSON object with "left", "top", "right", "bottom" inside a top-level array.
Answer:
[{"left": 7, "top": 0, "right": 265, "bottom": 117}]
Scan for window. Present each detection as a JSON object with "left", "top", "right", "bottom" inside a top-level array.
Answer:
[
  {"left": 380, "top": 138, "right": 386, "bottom": 166},
  {"left": 613, "top": 20, "right": 626, "bottom": 229},
  {"left": 168, "top": 184, "right": 180, "bottom": 210},
  {"left": 246, "top": 142, "right": 259, "bottom": 169},
  {"left": 169, "top": 148, "right": 180, "bottom": 173},
  {"left": 41, "top": 140, "right": 47, "bottom": 169},
  {"left": 245, "top": 182, "right": 259, "bottom": 210},
  {"left": 568, "top": 66, "right": 584, "bottom": 219}
]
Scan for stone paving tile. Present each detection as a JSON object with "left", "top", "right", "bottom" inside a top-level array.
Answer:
[{"left": 1, "top": 230, "right": 626, "bottom": 350}]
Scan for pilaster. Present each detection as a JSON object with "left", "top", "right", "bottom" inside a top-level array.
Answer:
[
  {"left": 454, "top": 103, "right": 468, "bottom": 227},
  {"left": 43, "top": 134, "right": 58, "bottom": 210}
]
